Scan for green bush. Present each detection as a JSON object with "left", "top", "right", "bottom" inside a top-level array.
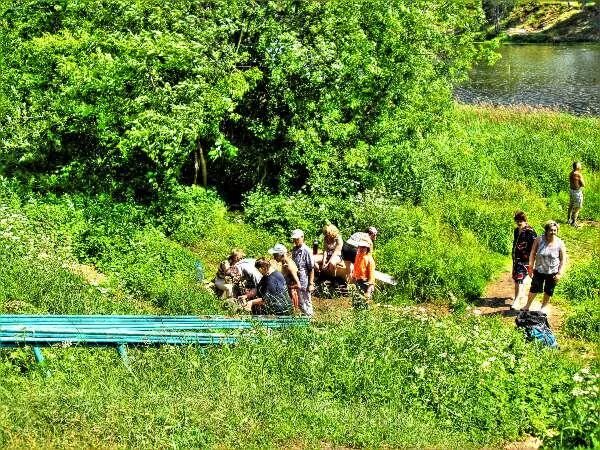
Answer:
[
  {"left": 565, "top": 300, "right": 600, "bottom": 343},
  {"left": 158, "top": 186, "right": 228, "bottom": 245},
  {"left": 441, "top": 196, "right": 517, "bottom": 255},
  {"left": 558, "top": 256, "right": 600, "bottom": 304},
  {"left": 377, "top": 222, "right": 503, "bottom": 302},
  {"left": 105, "top": 227, "right": 219, "bottom": 315}
]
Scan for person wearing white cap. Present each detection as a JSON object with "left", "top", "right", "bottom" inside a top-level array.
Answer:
[
  {"left": 268, "top": 243, "right": 301, "bottom": 310},
  {"left": 351, "top": 235, "right": 375, "bottom": 301},
  {"left": 290, "top": 229, "right": 314, "bottom": 317}
]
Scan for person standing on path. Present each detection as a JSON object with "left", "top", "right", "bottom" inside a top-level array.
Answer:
[
  {"left": 290, "top": 229, "right": 315, "bottom": 317},
  {"left": 522, "top": 221, "right": 567, "bottom": 313},
  {"left": 511, "top": 211, "right": 537, "bottom": 310},
  {"left": 567, "top": 161, "right": 585, "bottom": 227}
]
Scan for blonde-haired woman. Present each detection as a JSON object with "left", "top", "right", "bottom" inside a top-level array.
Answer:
[
  {"left": 315, "top": 223, "right": 344, "bottom": 275},
  {"left": 522, "top": 221, "right": 567, "bottom": 313}
]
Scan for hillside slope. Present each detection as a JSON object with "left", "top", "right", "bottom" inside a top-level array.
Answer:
[{"left": 504, "top": 2, "right": 600, "bottom": 42}]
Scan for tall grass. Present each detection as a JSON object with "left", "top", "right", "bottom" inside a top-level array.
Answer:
[{"left": 0, "top": 312, "right": 591, "bottom": 448}]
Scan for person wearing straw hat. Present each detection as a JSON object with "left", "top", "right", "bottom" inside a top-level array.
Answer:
[
  {"left": 290, "top": 229, "right": 314, "bottom": 317},
  {"left": 268, "top": 243, "right": 301, "bottom": 311},
  {"left": 342, "top": 226, "right": 378, "bottom": 282},
  {"left": 351, "top": 235, "right": 376, "bottom": 300}
]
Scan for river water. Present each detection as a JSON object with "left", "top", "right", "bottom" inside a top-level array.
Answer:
[{"left": 455, "top": 43, "right": 600, "bottom": 116}]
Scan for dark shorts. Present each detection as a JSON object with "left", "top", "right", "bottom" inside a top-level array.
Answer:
[
  {"left": 530, "top": 270, "right": 558, "bottom": 296},
  {"left": 341, "top": 242, "right": 357, "bottom": 263},
  {"left": 512, "top": 261, "right": 529, "bottom": 284}
]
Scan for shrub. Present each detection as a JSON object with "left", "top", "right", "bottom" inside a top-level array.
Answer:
[
  {"left": 158, "top": 186, "right": 228, "bottom": 245},
  {"left": 557, "top": 256, "right": 600, "bottom": 304},
  {"left": 564, "top": 300, "right": 600, "bottom": 343},
  {"left": 377, "top": 222, "right": 503, "bottom": 302}
]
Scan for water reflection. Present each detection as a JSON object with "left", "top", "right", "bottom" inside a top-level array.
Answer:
[{"left": 456, "top": 44, "right": 600, "bottom": 116}]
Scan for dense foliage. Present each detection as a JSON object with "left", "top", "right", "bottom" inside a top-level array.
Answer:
[{"left": 0, "top": 0, "right": 485, "bottom": 200}]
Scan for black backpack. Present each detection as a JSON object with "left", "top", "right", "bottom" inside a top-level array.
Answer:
[{"left": 515, "top": 311, "right": 558, "bottom": 348}]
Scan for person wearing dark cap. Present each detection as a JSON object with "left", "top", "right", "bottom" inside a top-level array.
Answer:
[{"left": 290, "top": 229, "right": 314, "bottom": 317}]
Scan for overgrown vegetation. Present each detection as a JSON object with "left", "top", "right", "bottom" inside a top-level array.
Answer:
[
  {"left": 0, "top": 312, "right": 596, "bottom": 448},
  {"left": 0, "top": 0, "right": 488, "bottom": 201},
  {"left": 0, "top": 1, "right": 599, "bottom": 447}
]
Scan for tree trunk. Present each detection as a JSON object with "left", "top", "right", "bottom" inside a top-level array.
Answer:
[{"left": 193, "top": 140, "right": 208, "bottom": 187}]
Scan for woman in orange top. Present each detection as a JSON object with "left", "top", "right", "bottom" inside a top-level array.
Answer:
[{"left": 352, "top": 237, "right": 375, "bottom": 298}]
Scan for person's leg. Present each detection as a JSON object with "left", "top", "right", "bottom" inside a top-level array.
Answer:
[
  {"left": 523, "top": 271, "right": 543, "bottom": 311},
  {"left": 214, "top": 278, "right": 233, "bottom": 299},
  {"left": 298, "top": 288, "right": 314, "bottom": 317},
  {"left": 572, "top": 207, "right": 581, "bottom": 227},
  {"left": 511, "top": 263, "right": 526, "bottom": 308},
  {"left": 567, "top": 200, "right": 574, "bottom": 224},
  {"left": 522, "top": 291, "right": 537, "bottom": 311},
  {"left": 344, "top": 260, "right": 352, "bottom": 283},
  {"left": 512, "top": 281, "right": 526, "bottom": 308},
  {"left": 540, "top": 274, "right": 557, "bottom": 313},
  {"left": 289, "top": 286, "right": 300, "bottom": 310},
  {"left": 540, "top": 293, "right": 551, "bottom": 313},
  {"left": 313, "top": 254, "right": 323, "bottom": 270}
]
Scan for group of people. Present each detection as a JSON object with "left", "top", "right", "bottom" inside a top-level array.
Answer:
[
  {"left": 214, "top": 226, "right": 379, "bottom": 317},
  {"left": 511, "top": 161, "right": 586, "bottom": 313}
]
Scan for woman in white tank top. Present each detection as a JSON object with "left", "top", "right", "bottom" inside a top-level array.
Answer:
[{"left": 522, "top": 221, "right": 567, "bottom": 313}]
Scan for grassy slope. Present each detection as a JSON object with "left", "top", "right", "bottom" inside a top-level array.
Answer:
[
  {"left": 0, "top": 105, "right": 598, "bottom": 448},
  {"left": 502, "top": 1, "right": 600, "bottom": 42}
]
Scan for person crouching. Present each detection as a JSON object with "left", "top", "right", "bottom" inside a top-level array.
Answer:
[{"left": 242, "top": 258, "right": 293, "bottom": 316}]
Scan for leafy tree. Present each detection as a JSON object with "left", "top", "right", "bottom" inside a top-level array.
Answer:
[{"left": 0, "top": 0, "right": 486, "bottom": 202}]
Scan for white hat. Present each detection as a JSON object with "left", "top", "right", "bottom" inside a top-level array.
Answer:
[
  {"left": 290, "top": 229, "right": 304, "bottom": 239},
  {"left": 268, "top": 243, "right": 288, "bottom": 255},
  {"left": 356, "top": 236, "right": 373, "bottom": 248}
]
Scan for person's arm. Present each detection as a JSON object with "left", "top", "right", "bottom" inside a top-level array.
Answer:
[
  {"left": 244, "top": 298, "right": 264, "bottom": 312},
  {"left": 307, "top": 251, "right": 315, "bottom": 290},
  {"left": 579, "top": 173, "right": 585, "bottom": 188},
  {"left": 528, "top": 237, "right": 540, "bottom": 276},
  {"left": 289, "top": 264, "right": 301, "bottom": 288},
  {"left": 365, "top": 257, "right": 376, "bottom": 298},
  {"left": 330, "top": 236, "right": 343, "bottom": 267},
  {"left": 555, "top": 242, "right": 567, "bottom": 280},
  {"left": 321, "top": 238, "right": 329, "bottom": 267}
]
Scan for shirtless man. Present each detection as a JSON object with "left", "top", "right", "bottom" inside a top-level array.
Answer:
[{"left": 567, "top": 161, "right": 585, "bottom": 227}]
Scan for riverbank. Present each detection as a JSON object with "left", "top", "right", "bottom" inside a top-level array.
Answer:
[
  {"left": 0, "top": 104, "right": 598, "bottom": 448},
  {"left": 501, "top": 2, "right": 600, "bottom": 42}
]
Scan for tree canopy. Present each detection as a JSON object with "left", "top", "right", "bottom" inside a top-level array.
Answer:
[{"left": 0, "top": 0, "right": 485, "bottom": 201}]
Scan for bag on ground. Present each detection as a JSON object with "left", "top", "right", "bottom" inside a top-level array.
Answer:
[{"left": 515, "top": 311, "right": 558, "bottom": 348}]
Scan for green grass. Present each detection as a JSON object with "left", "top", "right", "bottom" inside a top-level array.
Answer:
[
  {"left": 1, "top": 104, "right": 599, "bottom": 448},
  {"left": 0, "top": 313, "right": 593, "bottom": 448}
]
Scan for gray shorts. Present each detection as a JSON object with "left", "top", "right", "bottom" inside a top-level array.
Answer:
[{"left": 569, "top": 189, "right": 583, "bottom": 208}]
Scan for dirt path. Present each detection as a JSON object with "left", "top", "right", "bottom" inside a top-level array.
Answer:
[{"left": 473, "top": 266, "right": 565, "bottom": 330}]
